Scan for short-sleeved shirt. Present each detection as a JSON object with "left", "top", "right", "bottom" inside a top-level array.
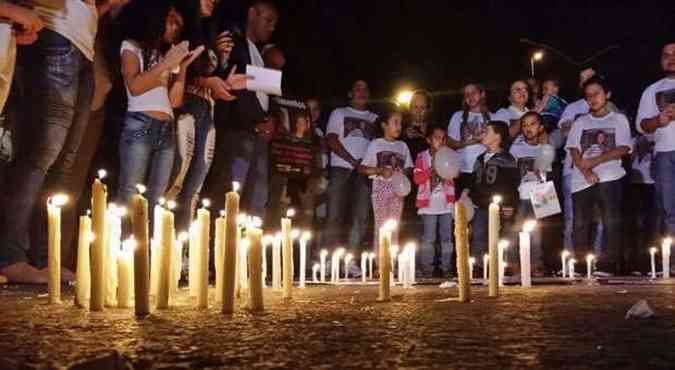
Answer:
[
  {"left": 361, "top": 138, "right": 413, "bottom": 181},
  {"left": 494, "top": 106, "right": 528, "bottom": 127},
  {"left": 30, "top": 0, "right": 97, "bottom": 61},
  {"left": 120, "top": 40, "right": 173, "bottom": 117},
  {"left": 447, "top": 110, "right": 493, "bottom": 173},
  {"left": 326, "top": 107, "right": 378, "bottom": 170},
  {"left": 636, "top": 78, "right": 675, "bottom": 153},
  {"left": 565, "top": 111, "right": 632, "bottom": 193},
  {"left": 509, "top": 136, "right": 545, "bottom": 200}
]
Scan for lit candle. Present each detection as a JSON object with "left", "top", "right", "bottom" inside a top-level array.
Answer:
[
  {"left": 361, "top": 252, "right": 368, "bottom": 283},
  {"left": 662, "top": 238, "right": 672, "bottom": 279},
  {"left": 90, "top": 170, "right": 107, "bottom": 311},
  {"left": 156, "top": 201, "right": 175, "bottom": 309},
  {"left": 482, "top": 254, "right": 489, "bottom": 282},
  {"left": 649, "top": 247, "right": 657, "bottom": 280},
  {"left": 320, "top": 249, "right": 328, "bottom": 283},
  {"left": 408, "top": 243, "right": 416, "bottom": 284},
  {"left": 106, "top": 204, "right": 124, "bottom": 307},
  {"left": 455, "top": 202, "right": 471, "bottom": 303},
  {"left": 272, "top": 233, "right": 282, "bottom": 290},
  {"left": 378, "top": 220, "right": 395, "bottom": 301},
  {"left": 498, "top": 240, "right": 509, "bottom": 287},
  {"left": 281, "top": 209, "right": 294, "bottom": 299},
  {"left": 344, "top": 253, "right": 353, "bottom": 281},
  {"left": 215, "top": 211, "right": 226, "bottom": 302},
  {"left": 332, "top": 248, "right": 344, "bottom": 283},
  {"left": 488, "top": 195, "right": 501, "bottom": 297},
  {"left": 561, "top": 250, "right": 570, "bottom": 278},
  {"left": 196, "top": 200, "right": 210, "bottom": 308},
  {"left": 519, "top": 220, "right": 537, "bottom": 288},
  {"left": 312, "top": 263, "right": 320, "bottom": 283},
  {"left": 151, "top": 197, "right": 165, "bottom": 298},
  {"left": 131, "top": 185, "right": 150, "bottom": 316},
  {"left": 188, "top": 221, "right": 198, "bottom": 298},
  {"left": 75, "top": 213, "right": 92, "bottom": 308},
  {"left": 173, "top": 232, "right": 187, "bottom": 299},
  {"left": 117, "top": 238, "right": 135, "bottom": 308},
  {"left": 568, "top": 258, "right": 576, "bottom": 279},
  {"left": 586, "top": 254, "right": 595, "bottom": 280},
  {"left": 47, "top": 194, "right": 68, "bottom": 304},
  {"left": 222, "top": 182, "right": 240, "bottom": 314},
  {"left": 247, "top": 220, "right": 264, "bottom": 311},
  {"left": 469, "top": 257, "right": 475, "bottom": 282},
  {"left": 368, "top": 252, "right": 375, "bottom": 280},
  {"left": 299, "top": 231, "right": 311, "bottom": 288},
  {"left": 235, "top": 214, "right": 245, "bottom": 298},
  {"left": 239, "top": 238, "right": 249, "bottom": 292}
]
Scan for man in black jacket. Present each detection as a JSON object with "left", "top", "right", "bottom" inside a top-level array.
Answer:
[{"left": 206, "top": 0, "right": 278, "bottom": 219}]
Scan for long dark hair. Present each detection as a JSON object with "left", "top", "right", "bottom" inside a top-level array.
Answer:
[{"left": 174, "top": 0, "right": 219, "bottom": 82}]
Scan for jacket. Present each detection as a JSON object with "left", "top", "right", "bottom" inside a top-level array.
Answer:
[
  {"left": 413, "top": 149, "right": 456, "bottom": 209},
  {"left": 469, "top": 150, "right": 520, "bottom": 209}
]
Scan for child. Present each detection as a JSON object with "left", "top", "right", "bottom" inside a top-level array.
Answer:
[
  {"left": 413, "top": 126, "right": 456, "bottom": 277},
  {"left": 117, "top": 1, "right": 203, "bottom": 210},
  {"left": 468, "top": 121, "right": 520, "bottom": 260},
  {"left": 360, "top": 107, "right": 413, "bottom": 252}
]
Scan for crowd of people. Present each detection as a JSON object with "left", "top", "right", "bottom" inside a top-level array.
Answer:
[{"left": 0, "top": 0, "right": 674, "bottom": 284}]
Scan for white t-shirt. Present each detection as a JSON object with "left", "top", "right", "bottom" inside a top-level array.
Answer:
[
  {"left": 31, "top": 0, "right": 98, "bottom": 61},
  {"left": 120, "top": 41, "right": 173, "bottom": 118},
  {"left": 361, "top": 138, "right": 413, "bottom": 181},
  {"left": 559, "top": 99, "right": 590, "bottom": 177},
  {"left": 636, "top": 78, "right": 675, "bottom": 153},
  {"left": 247, "top": 38, "right": 269, "bottom": 112},
  {"left": 326, "top": 107, "right": 378, "bottom": 170},
  {"left": 447, "top": 110, "right": 493, "bottom": 173},
  {"left": 565, "top": 111, "right": 632, "bottom": 193},
  {"left": 631, "top": 135, "right": 655, "bottom": 185},
  {"left": 494, "top": 106, "right": 528, "bottom": 126},
  {"left": 509, "top": 135, "right": 544, "bottom": 200}
]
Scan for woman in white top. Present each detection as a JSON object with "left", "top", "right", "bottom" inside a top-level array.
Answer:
[
  {"left": 117, "top": 0, "right": 203, "bottom": 209},
  {"left": 494, "top": 79, "right": 530, "bottom": 138}
]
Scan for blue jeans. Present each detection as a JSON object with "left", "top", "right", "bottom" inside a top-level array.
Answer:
[
  {"left": 563, "top": 175, "right": 603, "bottom": 256},
  {"left": 326, "top": 167, "right": 371, "bottom": 250},
  {"left": 572, "top": 179, "right": 623, "bottom": 273},
  {"left": 174, "top": 95, "right": 215, "bottom": 231},
  {"left": 117, "top": 112, "right": 176, "bottom": 209},
  {"left": 655, "top": 151, "right": 675, "bottom": 236},
  {"left": 420, "top": 213, "right": 454, "bottom": 273},
  {"left": 0, "top": 30, "right": 93, "bottom": 268},
  {"left": 226, "top": 130, "right": 269, "bottom": 218}
]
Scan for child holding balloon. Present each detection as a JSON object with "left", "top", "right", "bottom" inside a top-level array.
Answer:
[
  {"left": 413, "top": 126, "right": 457, "bottom": 277},
  {"left": 360, "top": 107, "right": 413, "bottom": 252}
]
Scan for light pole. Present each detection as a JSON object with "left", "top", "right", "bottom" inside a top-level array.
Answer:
[{"left": 530, "top": 51, "right": 544, "bottom": 77}]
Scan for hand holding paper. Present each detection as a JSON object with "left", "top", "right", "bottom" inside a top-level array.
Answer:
[{"left": 246, "top": 65, "right": 282, "bottom": 96}]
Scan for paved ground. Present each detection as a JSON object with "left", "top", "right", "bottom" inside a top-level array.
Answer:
[{"left": 1, "top": 279, "right": 675, "bottom": 369}]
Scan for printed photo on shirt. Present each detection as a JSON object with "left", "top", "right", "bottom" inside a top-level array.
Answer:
[
  {"left": 516, "top": 157, "right": 536, "bottom": 177},
  {"left": 656, "top": 88, "right": 675, "bottom": 111},
  {"left": 376, "top": 151, "right": 406, "bottom": 170},
  {"left": 460, "top": 116, "right": 486, "bottom": 143},
  {"left": 580, "top": 128, "right": 616, "bottom": 159},
  {"left": 343, "top": 116, "right": 375, "bottom": 140}
]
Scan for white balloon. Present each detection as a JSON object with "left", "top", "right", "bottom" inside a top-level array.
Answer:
[
  {"left": 534, "top": 144, "right": 556, "bottom": 172},
  {"left": 391, "top": 172, "right": 411, "bottom": 197},
  {"left": 433, "top": 147, "right": 460, "bottom": 180}
]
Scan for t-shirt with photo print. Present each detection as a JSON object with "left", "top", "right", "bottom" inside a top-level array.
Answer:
[
  {"left": 565, "top": 111, "right": 632, "bottom": 193},
  {"left": 636, "top": 78, "right": 675, "bottom": 153},
  {"left": 447, "top": 110, "right": 494, "bottom": 173},
  {"left": 326, "top": 107, "right": 378, "bottom": 170},
  {"left": 509, "top": 135, "right": 545, "bottom": 200},
  {"left": 361, "top": 138, "right": 413, "bottom": 182}
]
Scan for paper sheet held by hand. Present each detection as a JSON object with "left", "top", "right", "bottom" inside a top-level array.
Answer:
[{"left": 246, "top": 65, "right": 282, "bottom": 96}]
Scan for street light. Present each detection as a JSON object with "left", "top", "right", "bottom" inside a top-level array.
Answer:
[
  {"left": 396, "top": 90, "right": 413, "bottom": 107},
  {"left": 530, "top": 51, "right": 544, "bottom": 77}
]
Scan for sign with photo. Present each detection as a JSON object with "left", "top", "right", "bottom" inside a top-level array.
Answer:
[
  {"left": 580, "top": 128, "right": 616, "bottom": 160},
  {"left": 530, "top": 181, "right": 561, "bottom": 219},
  {"left": 269, "top": 97, "right": 314, "bottom": 178}
]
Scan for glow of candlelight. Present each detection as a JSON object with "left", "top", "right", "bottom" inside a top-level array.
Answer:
[
  {"left": 136, "top": 184, "right": 146, "bottom": 194},
  {"left": 201, "top": 198, "right": 211, "bottom": 208},
  {"left": 286, "top": 208, "right": 296, "bottom": 218},
  {"left": 97, "top": 169, "right": 107, "bottom": 179},
  {"left": 49, "top": 194, "right": 69, "bottom": 207},
  {"left": 166, "top": 200, "right": 176, "bottom": 210},
  {"left": 492, "top": 195, "right": 502, "bottom": 205},
  {"left": 523, "top": 220, "right": 537, "bottom": 233},
  {"left": 232, "top": 181, "right": 240, "bottom": 193}
]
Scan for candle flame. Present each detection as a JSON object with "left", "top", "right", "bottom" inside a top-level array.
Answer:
[
  {"left": 290, "top": 228, "right": 301, "bottom": 239},
  {"left": 383, "top": 219, "right": 398, "bottom": 231},
  {"left": 362, "top": 251, "right": 369, "bottom": 258},
  {"left": 650, "top": 246, "right": 658, "bottom": 255},
  {"left": 136, "top": 184, "right": 146, "bottom": 195},
  {"left": 313, "top": 263, "right": 320, "bottom": 271},
  {"left": 251, "top": 217, "right": 263, "bottom": 228},
  {"left": 586, "top": 254, "right": 595, "bottom": 262},
  {"left": 236, "top": 213, "right": 247, "bottom": 225},
  {"left": 345, "top": 253, "right": 353, "bottom": 261},
  {"left": 88, "top": 233, "right": 96, "bottom": 243},
  {"left": 201, "top": 198, "right": 211, "bottom": 208},
  {"left": 469, "top": 257, "right": 476, "bottom": 265},
  {"left": 404, "top": 242, "right": 416, "bottom": 252},
  {"left": 166, "top": 200, "right": 176, "bottom": 210},
  {"left": 114, "top": 206, "right": 127, "bottom": 218},
  {"left": 220, "top": 210, "right": 226, "bottom": 217},
  {"left": 663, "top": 237, "right": 673, "bottom": 246},
  {"left": 97, "top": 169, "right": 107, "bottom": 180},
  {"left": 561, "top": 250, "right": 571, "bottom": 258},
  {"left": 483, "top": 253, "right": 489, "bottom": 262},
  {"left": 302, "top": 231, "right": 312, "bottom": 240},
  {"left": 232, "top": 181, "right": 240, "bottom": 193},
  {"left": 177, "top": 231, "right": 189, "bottom": 242},
  {"left": 49, "top": 194, "right": 69, "bottom": 207},
  {"left": 336, "top": 248, "right": 345, "bottom": 256},
  {"left": 523, "top": 220, "right": 537, "bottom": 233},
  {"left": 122, "top": 238, "right": 137, "bottom": 252},
  {"left": 286, "top": 208, "right": 296, "bottom": 218},
  {"left": 158, "top": 197, "right": 166, "bottom": 206},
  {"left": 369, "top": 252, "right": 376, "bottom": 258},
  {"left": 320, "top": 249, "right": 328, "bottom": 257},
  {"left": 492, "top": 195, "right": 502, "bottom": 205},
  {"left": 86, "top": 209, "right": 91, "bottom": 216},
  {"left": 498, "top": 240, "right": 510, "bottom": 249}
]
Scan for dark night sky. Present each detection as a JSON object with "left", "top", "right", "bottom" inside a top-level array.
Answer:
[{"left": 219, "top": 0, "right": 675, "bottom": 123}]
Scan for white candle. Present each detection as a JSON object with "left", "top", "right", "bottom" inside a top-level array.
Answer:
[
  {"left": 312, "top": 263, "right": 320, "bottom": 283},
  {"left": 378, "top": 220, "right": 395, "bottom": 301},
  {"left": 344, "top": 253, "right": 353, "bottom": 281},
  {"left": 173, "top": 232, "right": 187, "bottom": 299},
  {"left": 568, "top": 258, "right": 576, "bottom": 279},
  {"left": 469, "top": 257, "right": 475, "bottom": 282},
  {"left": 215, "top": 212, "right": 226, "bottom": 302},
  {"left": 586, "top": 254, "right": 595, "bottom": 280},
  {"left": 131, "top": 186, "right": 150, "bottom": 316},
  {"left": 519, "top": 220, "right": 536, "bottom": 288},
  {"left": 239, "top": 239, "right": 249, "bottom": 292},
  {"left": 151, "top": 198, "right": 165, "bottom": 298},
  {"left": 361, "top": 252, "right": 368, "bottom": 283},
  {"left": 196, "top": 202, "right": 210, "bottom": 308},
  {"left": 90, "top": 171, "right": 107, "bottom": 311},
  {"left": 247, "top": 223, "right": 264, "bottom": 311},
  {"left": 320, "top": 249, "right": 328, "bottom": 283},
  {"left": 281, "top": 209, "right": 294, "bottom": 299},
  {"left": 488, "top": 195, "right": 501, "bottom": 297},
  {"left": 404, "top": 244, "right": 415, "bottom": 289},
  {"left": 368, "top": 252, "right": 375, "bottom": 280},
  {"left": 332, "top": 248, "right": 344, "bottom": 283},
  {"left": 188, "top": 221, "right": 198, "bottom": 298},
  {"left": 156, "top": 201, "right": 175, "bottom": 309},
  {"left": 649, "top": 247, "right": 657, "bottom": 279},
  {"left": 106, "top": 204, "right": 125, "bottom": 307},
  {"left": 272, "top": 233, "right": 282, "bottom": 290},
  {"left": 662, "top": 238, "right": 672, "bottom": 279},
  {"left": 47, "top": 194, "right": 68, "bottom": 304},
  {"left": 561, "top": 250, "right": 570, "bottom": 278},
  {"left": 299, "top": 231, "right": 311, "bottom": 288},
  {"left": 498, "top": 240, "right": 509, "bottom": 287},
  {"left": 482, "top": 254, "right": 489, "bottom": 281},
  {"left": 221, "top": 182, "right": 240, "bottom": 314},
  {"left": 117, "top": 238, "right": 135, "bottom": 308},
  {"left": 75, "top": 214, "right": 92, "bottom": 308},
  {"left": 397, "top": 252, "right": 406, "bottom": 286}
]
